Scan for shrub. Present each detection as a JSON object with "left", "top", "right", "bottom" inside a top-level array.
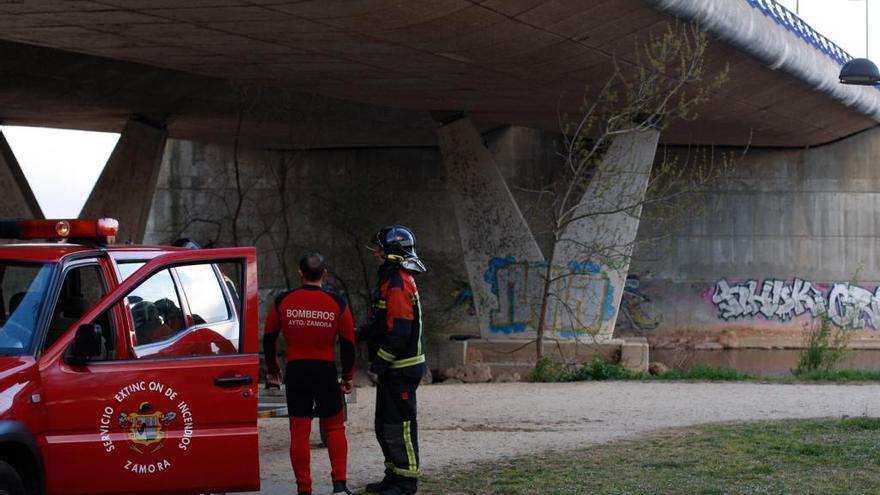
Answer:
[
  {"left": 794, "top": 316, "right": 849, "bottom": 375},
  {"left": 574, "top": 359, "right": 637, "bottom": 381},
  {"left": 532, "top": 357, "right": 570, "bottom": 382},
  {"left": 532, "top": 357, "right": 637, "bottom": 382}
]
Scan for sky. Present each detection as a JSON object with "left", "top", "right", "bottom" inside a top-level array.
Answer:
[
  {"left": 0, "top": 125, "right": 119, "bottom": 218},
  {"left": 1, "top": 0, "right": 876, "bottom": 219}
]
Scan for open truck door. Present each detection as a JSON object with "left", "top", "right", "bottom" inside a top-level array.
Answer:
[{"left": 38, "top": 247, "right": 260, "bottom": 495}]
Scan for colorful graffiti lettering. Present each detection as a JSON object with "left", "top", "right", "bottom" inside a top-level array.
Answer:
[
  {"left": 483, "top": 257, "right": 543, "bottom": 334},
  {"left": 482, "top": 257, "right": 616, "bottom": 336},
  {"left": 617, "top": 275, "right": 661, "bottom": 331},
  {"left": 711, "top": 278, "right": 880, "bottom": 329}
]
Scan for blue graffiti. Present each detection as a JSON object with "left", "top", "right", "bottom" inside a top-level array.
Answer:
[
  {"left": 484, "top": 257, "right": 536, "bottom": 334},
  {"left": 482, "top": 257, "right": 618, "bottom": 335},
  {"left": 483, "top": 256, "right": 517, "bottom": 294},
  {"left": 603, "top": 284, "right": 616, "bottom": 322},
  {"left": 483, "top": 256, "right": 547, "bottom": 335},
  {"left": 567, "top": 260, "right": 602, "bottom": 274}
]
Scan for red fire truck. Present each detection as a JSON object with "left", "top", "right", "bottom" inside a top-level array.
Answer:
[{"left": 0, "top": 219, "right": 260, "bottom": 495}]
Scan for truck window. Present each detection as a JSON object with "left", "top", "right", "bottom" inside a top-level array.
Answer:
[
  {"left": 117, "top": 261, "right": 145, "bottom": 281},
  {"left": 175, "top": 264, "right": 231, "bottom": 325},
  {"left": 88, "top": 261, "right": 243, "bottom": 360},
  {"left": 0, "top": 262, "right": 53, "bottom": 355},
  {"left": 127, "top": 269, "right": 186, "bottom": 347},
  {"left": 44, "top": 264, "right": 111, "bottom": 354}
]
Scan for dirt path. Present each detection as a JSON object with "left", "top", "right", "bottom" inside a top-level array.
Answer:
[{"left": 248, "top": 381, "right": 880, "bottom": 494}]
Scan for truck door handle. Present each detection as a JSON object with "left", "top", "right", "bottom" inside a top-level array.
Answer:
[{"left": 214, "top": 375, "right": 253, "bottom": 387}]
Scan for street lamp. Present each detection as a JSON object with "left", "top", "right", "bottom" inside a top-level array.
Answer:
[
  {"left": 840, "top": 57, "right": 880, "bottom": 84},
  {"left": 839, "top": 0, "right": 879, "bottom": 84}
]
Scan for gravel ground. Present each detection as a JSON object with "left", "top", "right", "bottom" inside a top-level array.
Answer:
[{"left": 247, "top": 381, "right": 880, "bottom": 495}]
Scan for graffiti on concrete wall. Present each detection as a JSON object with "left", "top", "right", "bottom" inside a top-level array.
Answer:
[
  {"left": 616, "top": 275, "right": 662, "bottom": 331},
  {"left": 711, "top": 278, "right": 880, "bottom": 329},
  {"left": 482, "top": 257, "right": 616, "bottom": 337}
]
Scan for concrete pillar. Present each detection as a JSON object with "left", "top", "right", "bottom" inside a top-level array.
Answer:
[
  {"left": 80, "top": 117, "right": 167, "bottom": 244},
  {"left": 438, "top": 118, "right": 545, "bottom": 341},
  {"left": 0, "top": 130, "right": 42, "bottom": 219},
  {"left": 550, "top": 129, "right": 660, "bottom": 342}
]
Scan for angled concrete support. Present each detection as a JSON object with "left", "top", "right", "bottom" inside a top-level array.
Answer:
[
  {"left": 550, "top": 129, "right": 660, "bottom": 341},
  {"left": 80, "top": 117, "right": 167, "bottom": 244},
  {"left": 438, "top": 118, "right": 545, "bottom": 341},
  {"left": 0, "top": 131, "right": 42, "bottom": 219}
]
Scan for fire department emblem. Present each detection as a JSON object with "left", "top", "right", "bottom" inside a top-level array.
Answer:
[{"left": 119, "top": 402, "right": 177, "bottom": 453}]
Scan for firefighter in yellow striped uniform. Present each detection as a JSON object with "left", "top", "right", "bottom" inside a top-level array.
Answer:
[{"left": 357, "top": 225, "right": 426, "bottom": 495}]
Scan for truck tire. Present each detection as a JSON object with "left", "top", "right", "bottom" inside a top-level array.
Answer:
[{"left": 0, "top": 461, "right": 25, "bottom": 495}]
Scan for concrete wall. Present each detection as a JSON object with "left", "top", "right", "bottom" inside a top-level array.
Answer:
[
  {"left": 624, "top": 126, "right": 880, "bottom": 349},
  {"left": 145, "top": 125, "right": 880, "bottom": 357},
  {"left": 81, "top": 118, "right": 167, "bottom": 243},
  {"left": 0, "top": 130, "right": 42, "bottom": 219},
  {"left": 438, "top": 119, "right": 544, "bottom": 342},
  {"left": 143, "top": 139, "right": 479, "bottom": 358}
]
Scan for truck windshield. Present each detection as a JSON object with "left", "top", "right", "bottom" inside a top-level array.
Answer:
[{"left": 0, "top": 262, "right": 53, "bottom": 356}]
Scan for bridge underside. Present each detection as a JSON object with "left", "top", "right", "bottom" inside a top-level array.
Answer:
[{"left": 0, "top": 0, "right": 876, "bottom": 148}]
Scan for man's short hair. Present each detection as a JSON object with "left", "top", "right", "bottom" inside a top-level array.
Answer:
[{"left": 299, "top": 252, "right": 326, "bottom": 282}]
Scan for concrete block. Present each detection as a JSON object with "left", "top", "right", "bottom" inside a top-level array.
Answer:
[
  {"left": 620, "top": 341, "right": 649, "bottom": 373},
  {"left": 463, "top": 339, "right": 620, "bottom": 374},
  {"left": 428, "top": 340, "right": 467, "bottom": 371}
]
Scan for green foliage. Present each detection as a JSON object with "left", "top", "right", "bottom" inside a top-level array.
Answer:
[
  {"left": 531, "top": 357, "right": 569, "bottom": 382},
  {"left": 838, "top": 416, "right": 880, "bottom": 431},
  {"left": 532, "top": 357, "right": 637, "bottom": 382},
  {"left": 533, "top": 357, "right": 880, "bottom": 384},
  {"left": 787, "top": 369, "right": 880, "bottom": 382},
  {"left": 573, "top": 359, "right": 636, "bottom": 381},
  {"left": 532, "top": 21, "right": 731, "bottom": 362},
  {"left": 654, "top": 365, "right": 753, "bottom": 381},
  {"left": 794, "top": 316, "right": 850, "bottom": 375}
]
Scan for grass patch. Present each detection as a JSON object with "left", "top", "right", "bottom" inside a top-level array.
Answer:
[
  {"left": 653, "top": 365, "right": 754, "bottom": 381},
  {"left": 783, "top": 369, "right": 880, "bottom": 382},
  {"left": 533, "top": 359, "right": 880, "bottom": 384},
  {"left": 418, "top": 418, "right": 880, "bottom": 494}
]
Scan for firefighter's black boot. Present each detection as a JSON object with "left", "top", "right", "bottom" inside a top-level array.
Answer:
[
  {"left": 364, "top": 475, "right": 393, "bottom": 493},
  {"left": 378, "top": 477, "right": 417, "bottom": 495},
  {"left": 365, "top": 463, "right": 397, "bottom": 493},
  {"left": 332, "top": 480, "right": 353, "bottom": 494}
]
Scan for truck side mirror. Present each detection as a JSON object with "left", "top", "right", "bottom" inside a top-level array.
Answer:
[{"left": 67, "top": 323, "right": 103, "bottom": 366}]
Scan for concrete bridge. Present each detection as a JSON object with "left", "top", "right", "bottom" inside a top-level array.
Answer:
[{"left": 2, "top": 0, "right": 880, "bottom": 368}]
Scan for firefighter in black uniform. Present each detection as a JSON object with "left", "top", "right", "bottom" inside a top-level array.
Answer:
[{"left": 358, "top": 225, "right": 427, "bottom": 495}]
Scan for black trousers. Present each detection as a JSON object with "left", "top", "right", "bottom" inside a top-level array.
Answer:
[
  {"left": 285, "top": 360, "right": 343, "bottom": 418},
  {"left": 375, "top": 372, "right": 421, "bottom": 484}
]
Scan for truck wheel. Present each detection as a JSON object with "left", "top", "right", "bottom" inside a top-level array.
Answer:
[{"left": 0, "top": 461, "right": 25, "bottom": 495}]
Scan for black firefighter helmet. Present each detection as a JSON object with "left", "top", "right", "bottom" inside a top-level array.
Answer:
[{"left": 374, "top": 225, "right": 427, "bottom": 273}]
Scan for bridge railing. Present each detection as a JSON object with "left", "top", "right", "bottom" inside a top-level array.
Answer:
[{"left": 746, "top": 0, "right": 854, "bottom": 65}]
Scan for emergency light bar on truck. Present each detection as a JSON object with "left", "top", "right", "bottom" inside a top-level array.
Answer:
[{"left": 0, "top": 218, "right": 119, "bottom": 241}]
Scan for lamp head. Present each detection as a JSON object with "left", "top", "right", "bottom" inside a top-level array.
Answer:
[{"left": 840, "top": 58, "right": 880, "bottom": 85}]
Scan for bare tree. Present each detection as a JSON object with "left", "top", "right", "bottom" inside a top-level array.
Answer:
[{"left": 529, "top": 22, "right": 732, "bottom": 359}]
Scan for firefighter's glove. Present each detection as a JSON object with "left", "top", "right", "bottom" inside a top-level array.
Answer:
[
  {"left": 366, "top": 370, "right": 381, "bottom": 385},
  {"left": 265, "top": 369, "right": 282, "bottom": 389}
]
